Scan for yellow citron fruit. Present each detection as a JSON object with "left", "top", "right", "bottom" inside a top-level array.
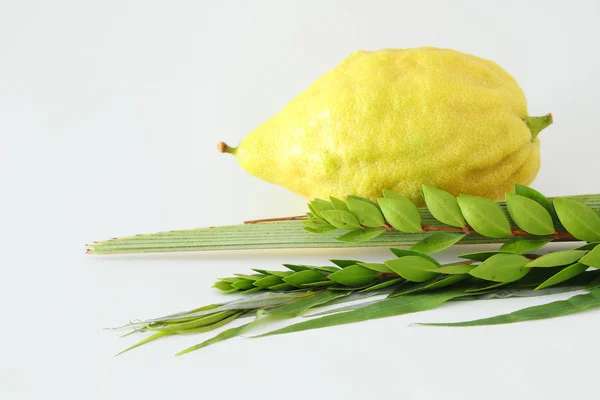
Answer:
[{"left": 218, "top": 47, "right": 552, "bottom": 204}]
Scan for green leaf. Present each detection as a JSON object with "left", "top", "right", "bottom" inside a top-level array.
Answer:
[
  {"left": 213, "top": 281, "right": 234, "bottom": 291},
  {"left": 336, "top": 227, "right": 386, "bottom": 242},
  {"left": 267, "top": 291, "right": 348, "bottom": 318},
  {"left": 268, "top": 283, "right": 295, "bottom": 291},
  {"left": 576, "top": 242, "right": 600, "bottom": 251},
  {"left": 283, "top": 270, "right": 326, "bottom": 287},
  {"left": 233, "top": 273, "right": 262, "bottom": 281},
  {"left": 535, "top": 263, "right": 589, "bottom": 290},
  {"left": 382, "top": 188, "right": 405, "bottom": 200},
  {"left": 301, "top": 281, "right": 336, "bottom": 288},
  {"left": 357, "top": 262, "right": 393, "bottom": 273},
  {"left": 418, "top": 288, "right": 600, "bottom": 327},
  {"left": 384, "top": 256, "right": 439, "bottom": 282},
  {"left": 458, "top": 251, "right": 504, "bottom": 262},
  {"left": 257, "top": 290, "right": 467, "bottom": 338},
  {"left": 469, "top": 253, "right": 530, "bottom": 283},
  {"left": 499, "top": 237, "right": 553, "bottom": 254},
  {"left": 302, "top": 218, "right": 333, "bottom": 230},
  {"left": 320, "top": 210, "right": 361, "bottom": 230},
  {"left": 579, "top": 243, "right": 600, "bottom": 268},
  {"left": 261, "top": 270, "right": 293, "bottom": 278},
  {"left": 327, "top": 265, "right": 379, "bottom": 287},
  {"left": 378, "top": 197, "right": 423, "bottom": 233},
  {"left": 329, "top": 259, "right": 362, "bottom": 268},
  {"left": 514, "top": 184, "right": 556, "bottom": 219},
  {"left": 283, "top": 264, "right": 314, "bottom": 272},
  {"left": 231, "top": 279, "right": 256, "bottom": 290},
  {"left": 465, "top": 281, "right": 510, "bottom": 293},
  {"left": 410, "top": 232, "right": 465, "bottom": 254},
  {"left": 390, "top": 274, "right": 470, "bottom": 296},
  {"left": 254, "top": 275, "right": 284, "bottom": 288},
  {"left": 176, "top": 311, "right": 265, "bottom": 356},
  {"left": 346, "top": 198, "right": 385, "bottom": 227},
  {"left": 421, "top": 185, "right": 466, "bottom": 228},
  {"left": 505, "top": 193, "right": 555, "bottom": 235},
  {"left": 347, "top": 195, "right": 381, "bottom": 210},
  {"left": 329, "top": 196, "right": 349, "bottom": 211},
  {"left": 303, "top": 226, "right": 338, "bottom": 235},
  {"left": 554, "top": 197, "right": 600, "bottom": 242},
  {"left": 315, "top": 266, "right": 341, "bottom": 273},
  {"left": 360, "top": 278, "right": 405, "bottom": 292},
  {"left": 429, "top": 263, "right": 475, "bottom": 275},
  {"left": 526, "top": 250, "right": 588, "bottom": 268},
  {"left": 389, "top": 248, "right": 439, "bottom": 264},
  {"left": 457, "top": 195, "right": 512, "bottom": 238}
]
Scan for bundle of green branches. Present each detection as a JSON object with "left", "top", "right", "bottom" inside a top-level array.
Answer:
[{"left": 111, "top": 185, "right": 600, "bottom": 356}]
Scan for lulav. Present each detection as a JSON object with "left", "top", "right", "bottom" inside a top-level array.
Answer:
[{"left": 112, "top": 185, "right": 600, "bottom": 356}]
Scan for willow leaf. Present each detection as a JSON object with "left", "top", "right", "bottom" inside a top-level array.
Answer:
[
  {"left": 256, "top": 290, "right": 467, "bottom": 338},
  {"left": 267, "top": 291, "right": 348, "bottom": 318},
  {"left": 176, "top": 311, "right": 265, "bottom": 356},
  {"left": 418, "top": 288, "right": 600, "bottom": 327}
]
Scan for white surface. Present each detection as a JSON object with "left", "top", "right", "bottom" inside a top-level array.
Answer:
[{"left": 2, "top": 0, "right": 599, "bottom": 399}]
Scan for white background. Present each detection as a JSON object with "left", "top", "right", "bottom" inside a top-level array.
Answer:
[{"left": 2, "top": 1, "right": 599, "bottom": 399}]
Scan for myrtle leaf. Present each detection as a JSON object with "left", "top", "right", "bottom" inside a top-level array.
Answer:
[
  {"left": 329, "top": 259, "right": 361, "bottom": 268},
  {"left": 378, "top": 197, "right": 423, "bottom": 233},
  {"left": 526, "top": 250, "right": 588, "bottom": 268},
  {"left": 283, "top": 270, "right": 326, "bottom": 287},
  {"left": 231, "top": 279, "right": 256, "bottom": 290},
  {"left": 328, "top": 265, "right": 379, "bottom": 287},
  {"left": 382, "top": 188, "right": 405, "bottom": 200},
  {"left": 267, "top": 291, "right": 348, "bottom": 318},
  {"left": 303, "top": 226, "right": 338, "bottom": 235},
  {"left": 254, "top": 275, "right": 284, "bottom": 288},
  {"left": 357, "top": 262, "right": 394, "bottom": 273},
  {"left": 458, "top": 251, "right": 505, "bottom": 262},
  {"left": 329, "top": 196, "right": 349, "bottom": 211},
  {"left": 505, "top": 193, "right": 554, "bottom": 235},
  {"left": 499, "top": 237, "right": 552, "bottom": 254},
  {"left": 535, "top": 263, "right": 589, "bottom": 290},
  {"left": 389, "top": 248, "right": 439, "bottom": 264},
  {"left": 576, "top": 242, "right": 600, "bottom": 251},
  {"left": 421, "top": 185, "right": 466, "bottom": 228},
  {"left": 410, "top": 232, "right": 465, "bottom": 254},
  {"left": 302, "top": 218, "right": 333, "bottom": 230},
  {"left": 384, "top": 256, "right": 439, "bottom": 282},
  {"left": 346, "top": 198, "right": 385, "bottom": 227},
  {"left": 469, "top": 253, "right": 530, "bottom": 283},
  {"left": 429, "top": 263, "right": 475, "bottom": 275},
  {"left": 309, "top": 199, "right": 334, "bottom": 219},
  {"left": 347, "top": 195, "right": 381, "bottom": 210},
  {"left": 514, "top": 184, "right": 556, "bottom": 219},
  {"left": 320, "top": 210, "right": 361, "bottom": 230},
  {"left": 554, "top": 197, "right": 600, "bottom": 242},
  {"left": 336, "top": 227, "right": 386, "bottom": 242},
  {"left": 213, "top": 281, "right": 234, "bottom": 291},
  {"left": 579, "top": 245, "right": 600, "bottom": 268},
  {"left": 360, "top": 278, "right": 405, "bottom": 292},
  {"left": 457, "top": 195, "right": 512, "bottom": 238}
]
